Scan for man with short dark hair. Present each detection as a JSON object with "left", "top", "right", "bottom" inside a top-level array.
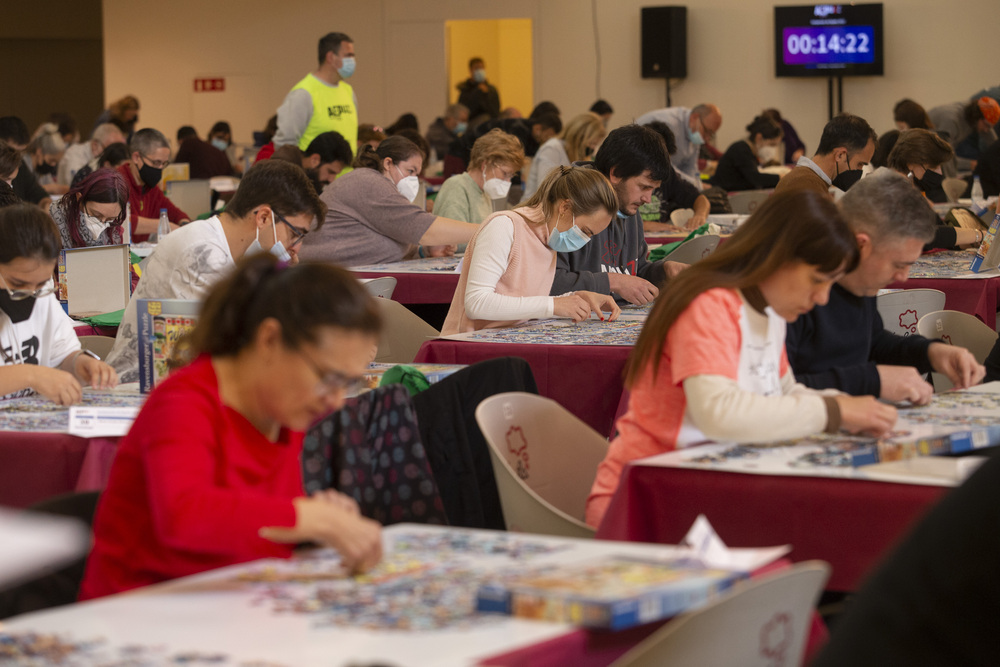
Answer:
[
  {"left": 116, "top": 128, "right": 189, "bottom": 241},
  {"left": 0, "top": 116, "right": 50, "bottom": 211},
  {"left": 786, "top": 169, "right": 984, "bottom": 402},
  {"left": 302, "top": 131, "right": 353, "bottom": 188},
  {"left": 106, "top": 159, "right": 325, "bottom": 383},
  {"left": 549, "top": 125, "right": 686, "bottom": 306},
  {"left": 773, "top": 112, "right": 877, "bottom": 198},
  {"left": 457, "top": 57, "right": 501, "bottom": 124},
  {"left": 274, "top": 32, "right": 358, "bottom": 151}
]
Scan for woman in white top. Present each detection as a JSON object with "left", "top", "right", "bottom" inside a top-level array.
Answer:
[
  {"left": 521, "top": 112, "right": 607, "bottom": 201},
  {"left": 0, "top": 204, "right": 117, "bottom": 403},
  {"left": 442, "top": 166, "right": 620, "bottom": 335}
]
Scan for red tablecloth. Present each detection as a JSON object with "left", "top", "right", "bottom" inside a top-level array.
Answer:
[
  {"left": 595, "top": 463, "right": 948, "bottom": 591},
  {"left": 354, "top": 271, "right": 460, "bottom": 305},
  {"left": 889, "top": 276, "right": 1000, "bottom": 329},
  {"left": 0, "top": 432, "right": 119, "bottom": 508},
  {"left": 415, "top": 339, "right": 630, "bottom": 437},
  {"left": 72, "top": 324, "right": 119, "bottom": 337}
]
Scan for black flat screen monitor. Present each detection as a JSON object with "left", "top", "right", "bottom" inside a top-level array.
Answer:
[{"left": 775, "top": 4, "right": 884, "bottom": 77}]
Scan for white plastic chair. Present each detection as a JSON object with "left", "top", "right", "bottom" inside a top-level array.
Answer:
[
  {"left": 77, "top": 335, "right": 115, "bottom": 360},
  {"left": 474, "top": 392, "right": 610, "bottom": 539},
  {"left": 373, "top": 298, "right": 439, "bottom": 364},
  {"left": 611, "top": 561, "right": 831, "bottom": 667},
  {"left": 876, "top": 289, "right": 946, "bottom": 336},
  {"left": 662, "top": 234, "right": 722, "bottom": 264},
  {"left": 727, "top": 189, "right": 771, "bottom": 214},
  {"left": 362, "top": 276, "right": 398, "bottom": 300},
  {"left": 917, "top": 309, "right": 998, "bottom": 391}
]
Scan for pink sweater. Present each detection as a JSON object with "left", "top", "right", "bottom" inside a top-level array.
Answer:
[{"left": 442, "top": 208, "right": 556, "bottom": 335}]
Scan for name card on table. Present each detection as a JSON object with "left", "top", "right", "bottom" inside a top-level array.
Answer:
[{"left": 68, "top": 406, "right": 140, "bottom": 437}]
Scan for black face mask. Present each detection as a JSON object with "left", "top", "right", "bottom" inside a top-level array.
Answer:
[
  {"left": 0, "top": 291, "right": 36, "bottom": 324},
  {"left": 832, "top": 169, "right": 864, "bottom": 191},
  {"left": 913, "top": 170, "right": 947, "bottom": 202},
  {"left": 138, "top": 162, "right": 162, "bottom": 189},
  {"left": 36, "top": 161, "right": 57, "bottom": 176}
]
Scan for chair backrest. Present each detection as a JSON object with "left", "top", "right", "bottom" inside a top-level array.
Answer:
[
  {"left": 663, "top": 234, "right": 722, "bottom": 264},
  {"left": 474, "top": 392, "right": 609, "bottom": 538},
  {"left": 77, "top": 335, "right": 116, "bottom": 359},
  {"left": 611, "top": 561, "right": 831, "bottom": 667},
  {"left": 942, "top": 177, "right": 967, "bottom": 203},
  {"left": 876, "top": 289, "right": 946, "bottom": 336},
  {"left": 362, "top": 276, "right": 398, "bottom": 300},
  {"left": 727, "top": 189, "right": 771, "bottom": 214},
  {"left": 373, "top": 298, "right": 440, "bottom": 363},
  {"left": 917, "top": 309, "right": 999, "bottom": 391}
]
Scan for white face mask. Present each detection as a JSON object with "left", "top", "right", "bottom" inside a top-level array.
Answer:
[
  {"left": 394, "top": 164, "right": 420, "bottom": 203},
  {"left": 482, "top": 164, "right": 511, "bottom": 199},
  {"left": 81, "top": 211, "right": 110, "bottom": 239},
  {"left": 757, "top": 144, "right": 781, "bottom": 164},
  {"left": 247, "top": 210, "right": 292, "bottom": 262}
]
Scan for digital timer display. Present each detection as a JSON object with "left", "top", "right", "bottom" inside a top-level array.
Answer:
[
  {"left": 782, "top": 26, "right": 875, "bottom": 66},
  {"left": 774, "top": 4, "right": 883, "bottom": 77}
]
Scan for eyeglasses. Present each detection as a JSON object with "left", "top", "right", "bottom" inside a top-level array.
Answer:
[
  {"left": 698, "top": 117, "right": 716, "bottom": 142},
  {"left": 0, "top": 273, "right": 56, "bottom": 300},
  {"left": 141, "top": 154, "right": 171, "bottom": 170},
  {"left": 298, "top": 349, "right": 365, "bottom": 397},
  {"left": 83, "top": 205, "right": 120, "bottom": 224},
  {"left": 275, "top": 212, "right": 309, "bottom": 247}
]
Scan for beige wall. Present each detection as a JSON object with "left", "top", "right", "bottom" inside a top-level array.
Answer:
[{"left": 103, "top": 0, "right": 996, "bottom": 155}]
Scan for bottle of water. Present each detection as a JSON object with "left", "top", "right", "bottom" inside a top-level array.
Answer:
[
  {"left": 155, "top": 208, "right": 170, "bottom": 243},
  {"left": 971, "top": 176, "right": 987, "bottom": 217}
]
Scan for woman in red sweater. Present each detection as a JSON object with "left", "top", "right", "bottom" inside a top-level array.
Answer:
[{"left": 80, "top": 254, "right": 383, "bottom": 599}]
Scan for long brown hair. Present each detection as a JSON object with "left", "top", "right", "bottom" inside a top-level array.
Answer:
[
  {"left": 520, "top": 165, "right": 618, "bottom": 225},
  {"left": 626, "top": 190, "right": 859, "bottom": 386}
]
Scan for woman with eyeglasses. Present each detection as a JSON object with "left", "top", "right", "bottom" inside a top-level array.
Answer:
[
  {"left": 297, "top": 135, "right": 480, "bottom": 266},
  {"left": 49, "top": 168, "right": 131, "bottom": 248},
  {"left": 81, "top": 253, "right": 383, "bottom": 599},
  {"left": 0, "top": 203, "right": 118, "bottom": 404},
  {"left": 105, "top": 160, "right": 324, "bottom": 384}
]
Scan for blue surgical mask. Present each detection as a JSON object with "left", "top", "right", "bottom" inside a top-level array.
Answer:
[
  {"left": 338, "top": 56, "right": 356, "bottom": 79},
  {"left": 247, "top": 211, "right": 292, "bottom": 262},
  {"left": 473, "top": 69, "right": 487, "bottom": 83},
  {"left": 455, "top": 121, "right": 468, "bottom": 135},
  {"left": 688, "top": 126, "right": 705, "bottom": 146},
  {"left": 616, "top": 210, "right": 628, "bottom": 220},
  {"left": 547, "top": 213, "right": 591, "bottom": 253},
  {"left": 210, "top": 138, "right": 228, "bottom": 152}
]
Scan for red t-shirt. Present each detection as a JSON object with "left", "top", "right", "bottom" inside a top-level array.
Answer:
[
  {"left": 79, "top": 357, "right": 301, "bottom": 600},
  {"left": 116, "top": 164, "right": 190, "bottom": 243}
]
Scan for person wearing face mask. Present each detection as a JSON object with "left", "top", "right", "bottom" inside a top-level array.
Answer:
[
  {"left": 884, "top": 128, "right": 981, "bottom": 251},
  {"left": 433, "top": 129, "right": 525, "bottom": 234},
  {"left": 521, "top": 112, "right": 607, "bottom": 202},
  {"left": 0, "top": 204, "right": 118, "bottom": 404},
  {"left": 636, "top": 103, "right": 723, "bottom": 189},
  {"left": 457, "top": 57, "right": 502, "bottom": 125},
  {"left": 425, "top": 103, "right": 470, "bottom": 161},
  {"left": 297, "top": 135, "right": 479, "bottom": 266},
  {"left": 56, "top": 123, "right": 125, "bottom": 187},
  {"left": 25, "top": 123, "right": 67, "bottom": 195},
  {"left": 710, "top": 115, "right": 784, "bottom": 192},
  {"left": 208, "top": 121, "right": 245, "bottom": 175},
  {"left": 116, "top": 128, "right": 189, "bottom": 243},
  {"left": 786, "top": 169, "right": 984, "bottom": 404},
  {"left": 773, "top": 113, "right": 877, "bottom": 200},
  {"left": 49, "top": 168, "right": 130, "bottom": 249},
  {"left": 105, "top": 160, "right": 324, "bottom": 383},
  {"left": 173, "top": 126, "right": 233, "bottom": 180},
  {"left": 442, "top": 165, "right": 621, "bottom": 336},
  {"left": 274, "top": 32, "right": 359, "bottom": 153}
]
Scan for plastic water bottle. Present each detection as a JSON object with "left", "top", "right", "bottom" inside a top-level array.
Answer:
[
  {"left": 971, "top": 176, "right": 987, "bottom": 217},
  {"left": 155, "top": 208, "right": 170, "bottom": 243}
]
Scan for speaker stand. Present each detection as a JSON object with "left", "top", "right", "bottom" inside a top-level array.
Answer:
[
  {"left": 826, "top": 76, "right": 844, "bottom": 120},
  {"left": 665, "top": 78, "right": 673, "bottom": 107}
]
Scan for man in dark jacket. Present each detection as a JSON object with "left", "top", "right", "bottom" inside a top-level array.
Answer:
[
  {"left": 550, "top": 124, "right": 685, "bottom": 306},
  {"left": 456, "top": 57, "right": 501, "bottom": 124}
]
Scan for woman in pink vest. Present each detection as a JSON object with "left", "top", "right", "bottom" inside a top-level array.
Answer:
[{"left": 443, "top": 165, "right": 620, "bottom": 335}]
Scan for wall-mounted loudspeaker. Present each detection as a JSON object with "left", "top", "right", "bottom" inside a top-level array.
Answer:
[{"left": 641, "top": 6, "right": 687, "bottom": 79}]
